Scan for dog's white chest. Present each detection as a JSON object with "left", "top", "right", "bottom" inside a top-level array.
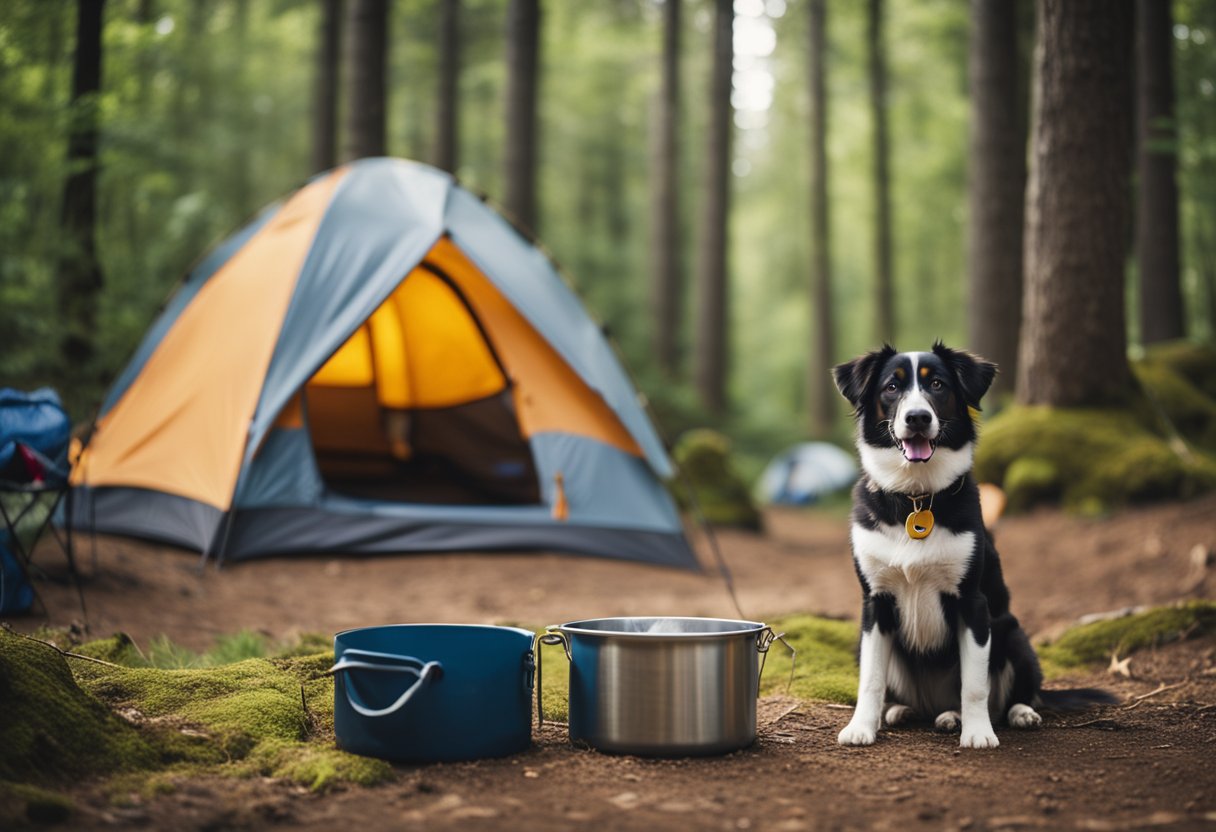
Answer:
[{"left": 851, "top": 523, "right": 975, "bottom": 653}]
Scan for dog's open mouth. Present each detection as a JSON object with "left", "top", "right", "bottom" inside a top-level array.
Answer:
[{"left": 897, "top": 435, "right": 936, "bottom": 463}]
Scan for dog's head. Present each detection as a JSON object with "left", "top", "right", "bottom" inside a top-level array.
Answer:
[{"left": 833, "top": 342, "right": 996, "bottom": 493}]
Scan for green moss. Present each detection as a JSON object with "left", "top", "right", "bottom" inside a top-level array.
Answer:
[
  {"left": 1134, "top": 356, "right": 1216, "bottom": 452},
  {"left": 1002, "top": 457, "right": 1059, "bottom": 511},
  {"left": 1142, "top": 340, "right": 1216, "bottom": 399},
  {"left": 759, "top": 614, "right": 860, "bottom": 704},
  {"left": 0, "top": 626, "right": 386, "bottom": 798},
  {"left": 1037, "top": 601, "right": 1216, "bottom": 678},
  {"left": 974, "top": 405, "right": 1216, "bottom": 512},
  {"left": 0, "top": 781, "right": 74, "bottom": 826},
  {"left": 241, "top": 738, "right": 393, "bottom": 792},
  {"left": 0, "top": 629, "right": 160, "bottom": 786},
  {"left": 672, "top": 429, "right": 763, "bottom": 531}
]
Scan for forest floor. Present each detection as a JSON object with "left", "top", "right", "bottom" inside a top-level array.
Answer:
[{"left": 13, "top": 494, "right": 1216, "bottom": 831}]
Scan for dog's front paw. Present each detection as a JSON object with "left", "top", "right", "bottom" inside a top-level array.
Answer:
[
  {"left": 838, "top": 720, "right": 879, "bottom": 746},
  {"left": 959, "top": 723, "right": 1000, "bottom": 749}
]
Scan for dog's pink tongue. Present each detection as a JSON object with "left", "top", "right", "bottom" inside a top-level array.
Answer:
[{"left": 903, "top": 437, "right": 933, "bottom": 462}]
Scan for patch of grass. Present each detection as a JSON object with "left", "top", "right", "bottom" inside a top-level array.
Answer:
[
  {"left": 974, "top": 405, "right": 1216, "bottom": 513},
  {"left": 1037, "top": 601, "right": 1216, "bottom": 678}
]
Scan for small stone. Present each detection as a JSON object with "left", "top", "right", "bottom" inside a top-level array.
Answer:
[{"left": 523, "top": 769, "right": 539, "bottom": 779}]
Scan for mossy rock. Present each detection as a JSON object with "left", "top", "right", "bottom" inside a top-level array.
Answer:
[
  {"left": 0, "top": 629, "right": 161, "bottom": 786},
  {"left": 0, "top": 629, "right": 392, "bottom": 801},
  {"left": 672, "top": 429, "right": 763, "bottom": 531},
  {"left": 1134, "top": 351, "right": 1216, "bottom": 452},
  {"left": 974, "top": 405, "right": 1216, "bottom": 512},
  {"left": 1037, "top": 601, "right": 1216, "bottom": 678},
  {"left": 0, "top": 781, "right": 75, "bottom": 827},
  {"left": 1141, "top": 340, "right": 1216, "bottom": 399}
]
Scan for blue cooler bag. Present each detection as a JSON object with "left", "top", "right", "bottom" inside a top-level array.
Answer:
[{"left": 330, "top": 624, "right": 536, "bottom": 763}]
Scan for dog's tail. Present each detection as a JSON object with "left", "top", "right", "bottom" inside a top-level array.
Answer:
[{"left": 1038, "top": 687, "right": 1119, "bottom": 712}]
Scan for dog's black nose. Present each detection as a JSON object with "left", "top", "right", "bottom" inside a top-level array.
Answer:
[{"left": 905, "top": 409, "right": 932, "bottom": 431}]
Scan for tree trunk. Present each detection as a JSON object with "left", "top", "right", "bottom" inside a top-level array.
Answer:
[
  {"left": 312, "top": 0, "right": 342, "bottom": 172},
  {"left": 504, "top": 0, "right": 540, "bottom": 232},
  {"left": 56, "top": 0, "right": 106, "bottom": 378},
  {"left": 342, "top": 0, "right": 388, "bottom": 161},
  {"left": 693, "top": 0, "right": 733, "bottom": 414},
  {"left": 1017, "top": 0, "right": 1134, "bottom": 407},
  {"left": 434, "top": 0, "right": 461, "bottom": 173},
  {"left": 807, "top": 0, "right": 835, "bottom": 435},
  {"left": 867, "top": 0, "right": 894, "bottom": 344},
  {"left": 966, "top": 0, "right": 1028, "bottom": 394},
  {"left": 1135, "top": 0, "right": 1184, "bottom": 344},
  {"left": 650, "top": 0, "right": 682, "bottom": 378}
]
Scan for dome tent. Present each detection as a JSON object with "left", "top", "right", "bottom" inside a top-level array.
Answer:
[{"left": 68, "top": 158, "right": 696, "bottom": 569}]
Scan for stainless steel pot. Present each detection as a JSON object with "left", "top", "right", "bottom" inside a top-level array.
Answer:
[{"left": 541, "top": 617, "right": 778, "bottom": 757}]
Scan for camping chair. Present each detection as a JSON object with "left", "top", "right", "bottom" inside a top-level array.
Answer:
[
  {"left": 0, "top": 387, "right": 87, "bottom": 620},
  {"left": 0, "top": 442, "right": 86, "bottom": 620}
]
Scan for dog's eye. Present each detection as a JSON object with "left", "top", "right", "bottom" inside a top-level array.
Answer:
[
  {"left": 930, "top": 378, "right": 943, "bottom": 391},
  {"left": 885, "top": 382, "right": 899, "bottom": 392}
]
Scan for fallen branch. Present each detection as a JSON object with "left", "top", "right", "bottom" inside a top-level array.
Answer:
[
  {"left": 1129, "top": 680, "right": 1187, "bottom": 703},
  {"left": 2, "top": 624, "right": 124, "bottom": 669}
]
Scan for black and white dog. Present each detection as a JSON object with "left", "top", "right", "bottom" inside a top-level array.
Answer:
[{"left": 833, "top": 342, "right": 1054, "bottom": 749}]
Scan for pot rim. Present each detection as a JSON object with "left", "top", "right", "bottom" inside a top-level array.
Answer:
[
  {"left": 556, "top": 616, "right": 767, "bottom": 640},
  {"left": 334, "top": 623, "right": 536, "bottom": 640}
]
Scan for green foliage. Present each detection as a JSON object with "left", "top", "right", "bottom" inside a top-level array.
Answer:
[
  {"left": 974, "top": 405, "right": 1216, "bottom": 513},
  {"left": 1037, "top": 601, "right": 1216, "bottom": 679},
  {"left": 672, "top": 429, "right": 763, "bottom": 530}
]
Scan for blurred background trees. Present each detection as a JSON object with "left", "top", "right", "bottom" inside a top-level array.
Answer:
[{"left": 1, "top": 0, "right": 1214, "bottom": 479}]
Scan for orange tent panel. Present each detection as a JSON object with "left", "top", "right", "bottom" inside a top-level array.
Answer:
[{"left": 72, "top": 170, "right": 348, "bottom": 508}]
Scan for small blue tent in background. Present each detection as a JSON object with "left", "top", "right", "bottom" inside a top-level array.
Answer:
[{"left": 756, "top": 442, "right": 858, "bottom": 506}]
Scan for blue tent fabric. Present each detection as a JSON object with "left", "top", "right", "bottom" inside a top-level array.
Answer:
[
  {"left": 757, "top": 442, "right": 859, "bottom": 506},
  {"left": 68, "top": 158, "right": 696, "bottom": 570}
]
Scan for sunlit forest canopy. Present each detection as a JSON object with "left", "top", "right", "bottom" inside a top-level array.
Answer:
[{"left": 1, "top": 0, "right": 1214, "bottom": 465}]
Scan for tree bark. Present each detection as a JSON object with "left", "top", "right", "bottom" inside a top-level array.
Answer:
[
  {"left": 342, "top": 0, "right": 388, "bottom": 161},
  {"left": 312, "top": 0, "right": 342, "bottom": 172},
  {"left": 807, "top": 0, "right": 835, "bottom": 435},
  {"left": 966, "top": 0, "right": 1028, "bottom": 394},
  {"left": 650, "top": 0, "right": 682, "bottom": 378},
  {"left": 693, "top": 0, "right": 733, "bottom": 414},
  {"left": 867, "top": 0, "right": 894, "bottom": 344},
  {"left": 56, "top": 0, "right": 106, "bottom": 376},
  {"left": 1135, "top": 0, "right": 1184, "bottom": 344},
  {"left": 1017, "top": 0, "right": 1134, "bottom": 407},
  {"left": 434, "top": 0, "right": 461, "bottom": 173},
  {"left": 504, "top": 0, "right": 540, "bottom": 232}
]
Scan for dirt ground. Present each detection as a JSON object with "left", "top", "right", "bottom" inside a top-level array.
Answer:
[{"left": 12, "top": 494, "right": 1216, "bottom": 831}]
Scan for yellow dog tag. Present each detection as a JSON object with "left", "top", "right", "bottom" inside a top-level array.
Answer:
[{"left": 905, "top": 509, "right": 934, "bottom": 540}]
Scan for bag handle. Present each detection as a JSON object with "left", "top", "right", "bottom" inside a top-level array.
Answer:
[{"left": 327, "top": 648, "right": 443, "bottom": 718}]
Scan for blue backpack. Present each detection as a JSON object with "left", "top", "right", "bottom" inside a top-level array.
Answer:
[{"left": 0, "top": 529, "right": 34, "bottom": 615}]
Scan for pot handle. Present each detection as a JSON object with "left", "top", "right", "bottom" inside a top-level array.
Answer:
[
  {"left": 535, "top": 626, "right": 569, "bottom": 726},
  {"left": 757, "top": 627, "right": 797, "bottom": 694},
  {"left": 327, "top": 648, "right": 444, "bottom": 719}
]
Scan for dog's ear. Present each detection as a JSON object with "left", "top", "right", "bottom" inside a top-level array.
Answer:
[
  {"left": 833, "top": 344, "right": 897, "bottom": 413},
  {"left": 932, "top": 341, "right": 997, "bottom": 410}
]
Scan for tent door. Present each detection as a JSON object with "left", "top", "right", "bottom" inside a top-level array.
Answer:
[{"left": 303, "top": 264, "right": 540, "bottom": 505}]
